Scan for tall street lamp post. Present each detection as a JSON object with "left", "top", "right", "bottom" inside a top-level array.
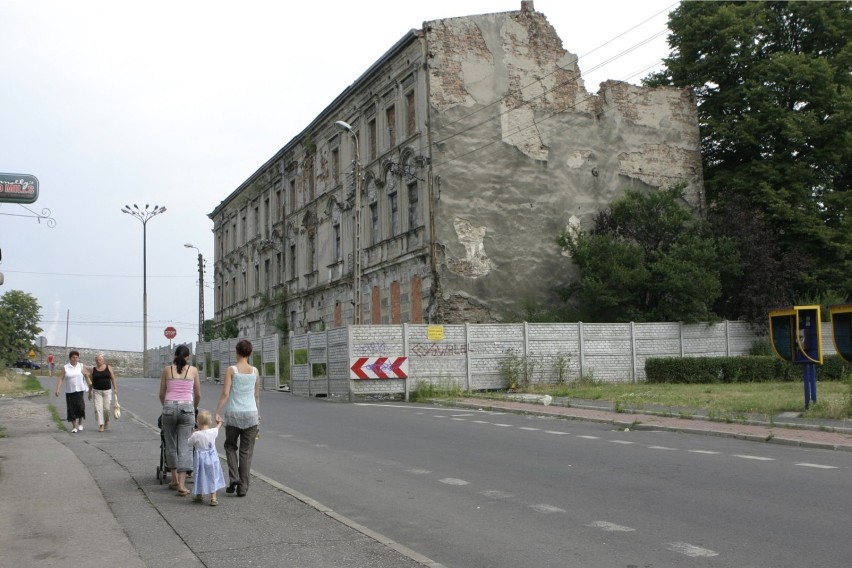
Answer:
[
  {"left": 184, "top": 243, "right": 204, "bottom": 343},
  {"left": 121, "top": 204, "right": 166, "bottom": 377},
  {"left": 335, "top": 120, "right": 362, "bottom": 324}
]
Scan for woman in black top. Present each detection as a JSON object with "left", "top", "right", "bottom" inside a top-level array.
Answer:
[{"left": 89, "top": 354, "right": 117, "bottom": 432}]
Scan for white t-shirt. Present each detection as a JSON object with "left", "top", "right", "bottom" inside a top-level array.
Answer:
[
  {"left": 63, "top": 363, "right": 87, "bottom": 393},
  {"left": 188, "top": 427, "right": 220, "bottom": 450}
]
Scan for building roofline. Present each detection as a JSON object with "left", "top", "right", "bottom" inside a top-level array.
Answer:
[{"left": 209, "top": 29, "right": 420, "bottom": 220}]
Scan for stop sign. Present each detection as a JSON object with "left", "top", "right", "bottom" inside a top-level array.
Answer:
[{"left": 164, "top": 326, "right": 177, "bottom": 339}]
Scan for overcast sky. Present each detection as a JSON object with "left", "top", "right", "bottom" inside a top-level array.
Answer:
[{"left": 0, "top": 0, "right": 678, "bottom": 357}]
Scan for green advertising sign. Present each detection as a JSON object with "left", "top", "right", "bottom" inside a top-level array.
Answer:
[{"left": 0, "top": 173, "right": 39, "bottom": 204}]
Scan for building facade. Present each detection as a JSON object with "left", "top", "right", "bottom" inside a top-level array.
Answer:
[{"left": 208, "top": 1, "right": 703, "bottom": 338}]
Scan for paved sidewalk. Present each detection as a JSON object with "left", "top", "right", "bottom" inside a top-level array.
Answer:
[
  {"left": 448, "top": 396, "right": 852, "bottom": 452},
  {"left": 0, "top": 396, "right": 437, "bottom": 568}
]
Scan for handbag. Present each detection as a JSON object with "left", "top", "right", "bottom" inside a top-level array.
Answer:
[{"left": 113, "top": 395, "right": 121, "bottom": 420}]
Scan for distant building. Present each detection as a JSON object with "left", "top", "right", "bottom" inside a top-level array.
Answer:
[{"left": 208, "top": 1, "right": 703, "bottom": 337}]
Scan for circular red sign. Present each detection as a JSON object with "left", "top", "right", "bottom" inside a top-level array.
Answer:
[{"left": 164, "top": 326, "right": 177, "bottom": 339}]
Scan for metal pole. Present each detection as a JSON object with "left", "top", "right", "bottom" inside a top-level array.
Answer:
[
  {"left": 335, "top": 121, "right": 362, "bottom": 325},
  {"left": 142, "top": 219, "right": 148, "bottom": 378},
  {"left": 197, "top": 253, "right": 204, "bottom": 343}
]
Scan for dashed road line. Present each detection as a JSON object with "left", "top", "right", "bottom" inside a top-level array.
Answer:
[
  {"left": 493, "top": 423, "right": 513, "bottom": 427},
  {"left": 795, "top": 463, "right": 837, "bottom": 469},
  {"left": 587, "top": 521, "right": 635, "bottom": 532},
  {"left": 406, "top": 468, "right": 432, "bottom": 475},
  {"left": 648, "top": 445, "right": 678, "bottom": 451},
  {"left": 545, "top": 430, "right": 570, "bottom": 435},
  {"left": 439, "top": 478, "right": 469, "bottom": 486},
  {"left": 689, "top": 450, "right": 721, "bottom": 454},
  {"left": 610, "top": 440, "right": 634, "bottom": 444},
  {"left": 479, "top": 490, "right": 513, "bottom": 499},
  {"left": 665, "top": 542, "right": 719, "bottom": 558},
  {"left": 577, "top": 435, "right": 600, "bottom": 440},
  {"left": 518, "top": 427, "right": 540, "bottom": 431},
  {"left": 530, "top": 504, "right": 566, "bottom": 514},
  {"left": 733, "top": 454, "right": 775, "bottom": 461}
]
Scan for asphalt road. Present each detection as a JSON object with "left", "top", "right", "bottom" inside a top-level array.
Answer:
[{"left": 118, "top": 378, "right": 852, "bottom": 568}]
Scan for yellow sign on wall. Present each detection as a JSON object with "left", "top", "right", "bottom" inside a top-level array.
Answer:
[{"left": 427, "top": 325, "right": 444, "bottom": 341}]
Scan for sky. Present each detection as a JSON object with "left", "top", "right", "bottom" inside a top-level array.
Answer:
[{"left": 0, "top": 0, "right": 679, "bottom": 355}]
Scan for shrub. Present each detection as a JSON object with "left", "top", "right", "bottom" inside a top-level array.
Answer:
[{"left": 645, "top": 355, "right": 850, "bottom": 384}]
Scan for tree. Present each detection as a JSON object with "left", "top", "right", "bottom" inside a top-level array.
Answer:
[
  {"left": 0, "top": 290, "right": 43, "bottom": 363},
  {"left": 558, "top": 187, "right": 740, "bottom": 323},
  {"left": 646, "top": 1, "right": 852, "bottom": 303}
]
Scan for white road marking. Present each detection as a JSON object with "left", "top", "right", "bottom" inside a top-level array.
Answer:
[
  {"left": 577, "top": 435, "right": 600, "bottom": 440},
  {"left": 439, "top": 478, "right": 469, "bottom": 486},
  {"left": 406, "top": 469, "right": 432, "bottom": 475},
  {"left": 471, "top": 420, "right": 490, "bottom": 424},
  {"left": 518, "top": 427, "right": 540, "bottom": 431},
  {"left": 796, "top": 463, "right": 838, "bottom": 469},
  {"left": 648, "top": 445, "right": 678, "bottom": 451},
  {"left": 480, "top": 490, "right": 513, "bottom": 499},
  {"left": 733, "top": 454, "right": 775, "bottom": 461},
  {"left": 545, "top": 430, "right": 570, "bottom": 435},
  {"left": 689, "top": 450, "right": 721, "bottom": 454},
  {"left": 432, "top": 415, "right": 446, "bottom": 418},
  {"left": 451, "top": 414, "right": 475, "bottom": 417},
  {"left": 610, "top": 440, "right": 634, "bottom": 445},
  {"left": 451, "top": 418, "right": 467, "bottom": 421},
  {"left": 493, "top": 423, "right": 513, "bottom": 427},
  {"left": 665, "top": 542, "right": 719, "bottom": 558},
  {"left": 530, "top": 504, "right": 565, "bottom": 514},
  {"left": 587, "top": 521, "right": 635, "bottom": 532}
]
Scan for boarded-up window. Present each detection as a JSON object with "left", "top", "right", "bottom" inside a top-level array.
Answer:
[
  {"left": 334, "top": 301, "right": 342, "bottom": 327},
  {"left": 391, "top": 281, "right": 401, "bottom": 324},
  {"left": 405, "top": 91, "right": 416, "bottom": 136},
  {"left": 386, "top": 105, "right": 396, "bottom": 148},
  {"left": 372, "top": 286, "right": 381, "bottom": 324},
  {"left": 410, "top": 275, "right": 423, "bottom": 323}
]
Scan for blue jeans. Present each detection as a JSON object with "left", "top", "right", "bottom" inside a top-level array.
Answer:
[{"left": 161, "top": 403, "right": 195, "bottom": 471}]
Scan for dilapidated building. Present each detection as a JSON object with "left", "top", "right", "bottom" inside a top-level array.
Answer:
[{"left": 209, "top": 1, "right": 703, "bottom": 337}]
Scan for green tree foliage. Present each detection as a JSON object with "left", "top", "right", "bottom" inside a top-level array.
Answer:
[
  {"left": 558, "top": 187, "right": 739, "bottom": 323},
  {"left": 0, "top": 290, "right": 43, "bottom": 363},
  {"left": 646, "top": 1, "right": 852, "bottom": 305}
]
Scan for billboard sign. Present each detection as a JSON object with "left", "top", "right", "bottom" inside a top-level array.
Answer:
[{"left": 0, "top": 173, "right": 39, "bottom": 204}]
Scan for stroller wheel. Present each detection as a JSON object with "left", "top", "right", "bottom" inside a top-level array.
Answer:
[{"left": 157, "top": 465, "right": 163, "bottom": 484}]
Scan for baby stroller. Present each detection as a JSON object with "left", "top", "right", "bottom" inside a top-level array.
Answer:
[{"left": 156, "top": 412, "right": 196, "bottom": 485}]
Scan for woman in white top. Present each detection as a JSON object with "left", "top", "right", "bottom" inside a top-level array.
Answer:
[{"left": 54, "top": 350, "right": 90, "bottom": 433}]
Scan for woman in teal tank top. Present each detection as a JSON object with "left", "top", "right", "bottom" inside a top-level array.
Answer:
[{"left": 215, "top": 339, "right": 260, "bottom": 497}]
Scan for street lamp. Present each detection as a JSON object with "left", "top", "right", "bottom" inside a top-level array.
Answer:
[
  {"left": 184, "top": 243, "right": 204, "bottom": 343},
  {"left": 121, "top": 203, "right": 167, "bottom": 377},
  {"left": 335, "top": 120, "right": 362, "bottom": 325}
]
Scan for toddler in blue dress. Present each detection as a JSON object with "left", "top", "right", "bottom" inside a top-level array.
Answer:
[{"left": 188, "top": 409, "right": 227, "bottom": 506}]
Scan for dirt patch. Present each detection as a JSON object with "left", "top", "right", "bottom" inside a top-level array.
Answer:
[{"left": 0, "top": 396, "right": 58, "bottom": 437}]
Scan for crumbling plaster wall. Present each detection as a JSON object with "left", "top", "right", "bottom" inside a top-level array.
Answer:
[{"left": 425, "top": 8, "right": 703, "bottom": 323}]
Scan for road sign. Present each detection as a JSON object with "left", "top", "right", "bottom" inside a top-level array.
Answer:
[
  {"left": 164, "top": 326, "right": 177, "bottom": 339},
  {"left": 350, "top": 357, "right": 409, "bottom": 379}
]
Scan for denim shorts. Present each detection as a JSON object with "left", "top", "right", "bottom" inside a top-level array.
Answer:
[{"left": 161, "top": 403, "right": 195, "bottom": 471}]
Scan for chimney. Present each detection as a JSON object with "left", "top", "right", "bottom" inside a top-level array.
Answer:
[{"left": 521, "top": 1, "right": 534, "bottom": 12}]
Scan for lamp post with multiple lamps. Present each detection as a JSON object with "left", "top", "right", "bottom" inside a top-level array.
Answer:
[
  {"left": 121, "top": 204, "right": 166, "bottom": 378},
  {"left": 335, "top": 120, "right": 362, "bottom": 324},
  {"left": 184, "top": 243, "right": 204, "bottom": 343}
]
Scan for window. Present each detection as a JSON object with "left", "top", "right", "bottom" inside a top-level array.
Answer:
[
  {"left": 253, "top": 206, "right": 259, "bottom": 240},
  {"left": 232, "top": 223, "right": 237, "bottom": 249},
  {"left": 253, "top": 264, "right": 259, "bottom": 295},
  {"left": 386, "top": 105, "right": 396, "bottom": 147},
  {"left": 408, "top": 182, "right": 420, "bottom": 229},
  {"left": 289, "top": 179, "right": 296, "bottom": 211},
  {"left": 308, "top": 235, "right": 316, "bottom": 272},
  {"left": 241, "top": 271, "right": 247, "bottom": 300},
  {"left": 276, "top": 252, "right": 283, "bottom": 284},
  {"left": 305, "top": 156, "right": 315, "bottom": 201},
  {"left": 223, "top": 229, "right": 229, "bottom": 254},
  {"left": 231, "top": 276, "right": 236, "bottom": 304},
  {"left": 289, "top": 243, "right": 296, "bottom": 280},
  {"left": 405, "top": 91, "right": 416, "bottom": 136},
  {"left": 333, "top": 223, "right": 341, "bottom": 262},
  {"left": 276, "top": 189, "right": 283, "bottom": 219},
  {"left": 331, "top": 147, "right": 340, "bottom": 185},
  {"left": 264, "top": 199, "right": 270, "bottom": 238},
  {"left": 389, "top": 191, "right": 398, "bottom": 237},
  {"left": 241, "top": 213, "right": 247, "bottom": 244},
  {"left": 368, "top": 118, "right": 377, "bottom": 161},
  {"left": 370, "top": 203, "right": 379, "bottom": 245}
]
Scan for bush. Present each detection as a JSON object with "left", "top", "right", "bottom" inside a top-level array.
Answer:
[{"left": 645, "top": 355, "right": 850, "bottom": 384}]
